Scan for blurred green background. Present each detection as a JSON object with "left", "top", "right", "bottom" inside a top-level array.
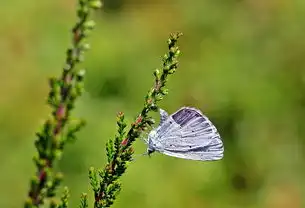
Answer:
[{"left": 1, "top": 0, "right": 305, "bottom": 207}]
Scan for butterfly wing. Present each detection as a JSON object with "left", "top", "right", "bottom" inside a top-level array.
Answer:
[
  {"left": 159, "top": 108, "right": 169, "bottom": 125},
  {"left": 155, "top": 107, "right": 224, "bottom": 161}
]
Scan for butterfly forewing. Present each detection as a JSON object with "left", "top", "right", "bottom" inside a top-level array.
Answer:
[
  {"left": 172, "top": 107, "right": 203, "bottom": 127},
  {"left": 172, "top": 107, "right": 218, "bottom": 136}
]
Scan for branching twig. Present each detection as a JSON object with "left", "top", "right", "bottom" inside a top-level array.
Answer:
[
  {"left": 90, "top": 32, "right": 183, "bottom": 208},
  {"left": 79, "top": 193, "right": 89, "bottom": 208},
  {"left": 24, "top": 0, "right": 102, "bottom": 207}
]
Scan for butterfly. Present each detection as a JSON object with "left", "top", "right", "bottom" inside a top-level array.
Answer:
[{"left": 145, "top": 107, "right": 224, "bottom": 161}]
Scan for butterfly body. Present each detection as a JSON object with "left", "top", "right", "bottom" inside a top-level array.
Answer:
[{"left": 146, "top": 107, "right": 224, "bottom": 161}]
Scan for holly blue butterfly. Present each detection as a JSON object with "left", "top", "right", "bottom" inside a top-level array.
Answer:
[{"left": 146, "top": 107, "right": 224, "bottom": 161}]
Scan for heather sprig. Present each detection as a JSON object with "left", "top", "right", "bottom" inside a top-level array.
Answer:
[
  {"left": 90, "top": 32, "right": 183, "bottom": 208},
  {"left": 79, "top": 193, "right": 89, "bottom": 208},
  {"left": 24, "top": 0, "right": 102, "bottom": 207},
  {"left": 58, "top": 187, "right": 70, "bottom": 208}
]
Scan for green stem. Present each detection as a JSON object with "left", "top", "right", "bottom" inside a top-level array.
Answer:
[
  {"left": 91, "top": 32, "right": 182, "bottom": 208},
  {"left": 24, "top": 1, "right": 102, "bottom": 207}
]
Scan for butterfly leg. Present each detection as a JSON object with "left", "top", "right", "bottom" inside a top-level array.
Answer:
[{"left": 131, "top": 152, "right": 148, "bottom": 162}]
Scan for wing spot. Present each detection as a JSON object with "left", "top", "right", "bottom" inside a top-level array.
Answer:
[{"left": 189, "top": 146, "right": 192, "bottom": 148}]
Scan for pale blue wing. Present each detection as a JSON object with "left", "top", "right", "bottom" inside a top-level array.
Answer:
[
  {"left": 159, "top": 108, "right": 169, "bottom": 125},
  {"left": 157, "top": 107, "right": 218, "bottom": 141},
  {"left": 154, "top": 107, "right": 224, "bottom": 161},
  {"left": 160, "top": 135, "right": 223, "bottom": 161}
]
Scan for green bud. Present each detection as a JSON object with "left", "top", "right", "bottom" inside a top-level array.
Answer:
[
  {"left": 46, "top": 180, "right": 53, "bottom": 189},
  {"left": 84, "top": 20, "right": 96, "bottom": 30},
  {"left": 168, "top": 68, "right": 176, "bottom": 74},
  {"left": 75, "top": 83, "right": 84, "bottom": 96},
  {"left": 167, "top": 38, "right": 172, "bottom": 46},
  {"left": 66, "top": 106, "right": 74, "bottom": 116},
  {"left": 31, "top": 175, "right": 39, "bottom": 187},
  {"left": 81, "top": 43, "right": 90, "bottom": 50},
  {"left": 55, "top": 172, "right": 64, "bottom": 182},
  {"left": 24, "top": 198, "right": 33, "bottom": 208},
  {"left": 161, "top": 88, "right": 169, "bottom": 95},
  {"left": 155, "top": 94, "right": 163, "bottom": 101},
  {"left": 163, "top": 65, "right": 170, "bottom": 71},
  {"left": 63, "top": 64, "right": 71, "bottom": 71},
  {"left": 89, "top": 0, "right": 103, "bottom": 9},
  {"left": 153, "top": 69, "right": 161, "bottom": 78},
  {"left": 76, "top": 69, "right": 86, "bottom": 81},
  {"left": 69, "top": 87, "right": 78, "bottom": 100},
  {"left": 49, "top": 199, "right": 59, "bottom": 208},
  {"left": 32, "top": 155, "right": 40, "bottom": 166},
  {"left": 76, "top": 53, "right": 84, "bottom": 63},
  {"left": 169, "top": 47, "right": 176, "bottom": 55},
  {"left": 54, "top": 149, "right": 63, "bottom": 159},
  {"left": 44, "top": 119, "right": 54, "bottom": 136},
  {"left": 66, "top": 48, "right": 73, "bottom": 58},
  {"left": 80, "top": 193, "right": 89, "bottom": 208},
  {"left": 80, "top": 6, "right": 89, "bottom": 16},
  {"left": 89, "top": 166, "right": 95, "bottom": 174}
]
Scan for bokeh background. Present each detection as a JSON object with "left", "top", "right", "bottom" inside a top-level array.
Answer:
[{"left": 1, "top": 0, "right": 305, "bottom": 207}]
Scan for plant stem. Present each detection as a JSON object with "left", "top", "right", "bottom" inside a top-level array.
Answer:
[
  {"left": 90, "top": 32, "right": 183, "bottom": 208},
  {"left": 24, "top": 1, "right": 102, "bottom": 207}
]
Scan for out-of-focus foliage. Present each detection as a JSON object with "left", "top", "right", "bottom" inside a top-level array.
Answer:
[
  {"left": 0, "top": 0, "right": 304, "bottom": 207},
  {"left": 24, "top": 1, "right": 101, "bottom": 207}
]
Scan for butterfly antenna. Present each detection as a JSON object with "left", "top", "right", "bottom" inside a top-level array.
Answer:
[
  {"left": 131, "top": 152, "right": 148, "bottom": 162},
  {"left": 138, "top": 133, "right": 149, "bottom": 144}
]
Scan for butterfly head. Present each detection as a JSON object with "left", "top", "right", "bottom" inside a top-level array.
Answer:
[{"left": 147, "top": 147, "right": 155, "bottom": 157}]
